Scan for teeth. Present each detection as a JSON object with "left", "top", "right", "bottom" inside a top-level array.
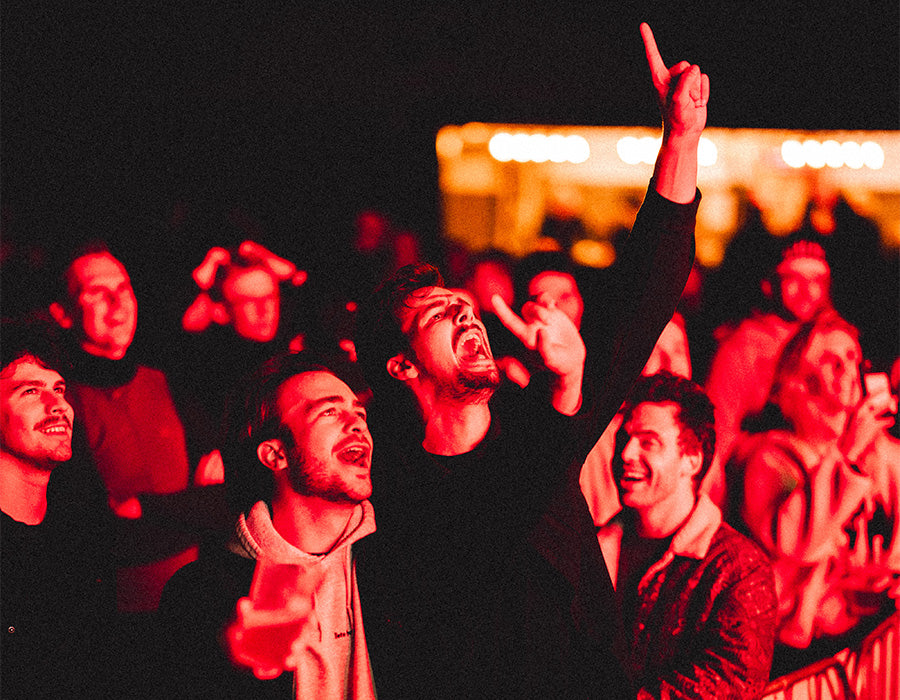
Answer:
[{"left": 339, "top": 446, "right": 368, "bottom": 464}]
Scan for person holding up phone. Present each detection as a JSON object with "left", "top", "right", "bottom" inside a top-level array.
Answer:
[{"left": 729, "top": 312, "right": 900, "bottom": 675}]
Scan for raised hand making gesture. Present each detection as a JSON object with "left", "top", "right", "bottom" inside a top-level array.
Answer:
[
  {"left": 491, "top": 293, "right": 585, "bottom": 416},
  {"left": 640, "top": 22, "right": 709, "bottom": 203}
]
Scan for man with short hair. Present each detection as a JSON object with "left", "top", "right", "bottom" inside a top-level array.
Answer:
[
  {"left": 160, "top": 354, "right": 377, "bottom": 699},
  {"left": 1, "top": 320, "right": 114, "bottom": 698},
  {"left": 48, "top": 242, "right": 229, "bottom": 692},
  {"left": 355, "top": 23, "right": 707, "bottom": 699},
  {"left": 599, "top": 372, "right": 777, "bottom": 699},
  {"left": 49, "top": 243, "right": 206, "bottom": 613}
]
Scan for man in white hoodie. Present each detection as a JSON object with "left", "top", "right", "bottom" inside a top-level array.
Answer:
[{"left": 159, "top": 353, "right": 377, "bottom": 700}]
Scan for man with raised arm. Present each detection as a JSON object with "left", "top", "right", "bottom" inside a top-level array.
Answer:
[{"left": 355, "top": 24, "right": 707, "bottom": 699}]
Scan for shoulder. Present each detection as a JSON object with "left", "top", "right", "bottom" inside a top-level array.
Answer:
[
  {"left": 737, "top": 430, "right": 806, "bottom": 478},
  {"left": 704, "top": 524, "right": 777, "bottom": 604},
  {"left": 134, "top": 364, "right": 173, "bottom": 389},
  {"left": 710, "top": 522, "right": 771, "bottom": 569}
]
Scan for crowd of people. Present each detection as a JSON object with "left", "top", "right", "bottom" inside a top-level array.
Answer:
[{"left": 2, "top": 23, "right": 897, "bottom": 700}]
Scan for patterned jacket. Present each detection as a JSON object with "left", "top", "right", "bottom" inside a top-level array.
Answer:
[{"left": 598, "top": 495, "right": 778, "bottom": 699}]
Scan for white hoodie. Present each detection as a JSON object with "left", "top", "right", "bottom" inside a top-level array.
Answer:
[{"left": 234, "top": 500, "right": 378, "bottom": 700}]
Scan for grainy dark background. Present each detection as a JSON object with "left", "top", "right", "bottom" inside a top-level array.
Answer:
[{"left": 2, "top": 3, "right": 897, "bottom": 266}]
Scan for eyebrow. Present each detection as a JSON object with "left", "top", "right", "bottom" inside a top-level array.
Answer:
[
  {"left": 81, "top": 281, "right": 130, "bottom": 295},
  {"left": 628, "top": 428, "right": 660, "bottom": 439},
  {"left": 305, "top": 395, "right": 365, "bottom": 413}
]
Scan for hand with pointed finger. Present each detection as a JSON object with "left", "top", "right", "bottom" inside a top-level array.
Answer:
[
  {"left": 492, "top": 294, "right": 585, "bottom": 380},
  {"left": 640, "top": 22, "right": 708, "bottom": 139}
]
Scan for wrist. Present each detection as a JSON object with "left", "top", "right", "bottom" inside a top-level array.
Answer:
[{"left": 661, "top": 128, "right": 702, "bottom": 148}]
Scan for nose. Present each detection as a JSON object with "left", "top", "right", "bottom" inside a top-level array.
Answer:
[
  {"left": 621, "top": 436, "right": 639, "bottom": 463},
  {"left": 45, "top": 391, "right": 71, "bottom": 416},
  {"left": 345, "top": 410, "right": 367, "bottom": 434},
  {"left": 452, "top": 300, "right": 472, "bottom": 324}
]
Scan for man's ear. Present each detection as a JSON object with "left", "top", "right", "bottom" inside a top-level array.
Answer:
[
  {"left": 48, "top": 302, "right": 74, "bottom": 330},
  {"left": 684, "top": 450, "right": 703, "bottom": 479},
  {"left": 386, "top": 353, "right": 418, "bottom": 382},
  {"left": 257, "top": 439, "right": 288, "bottom": 472}
]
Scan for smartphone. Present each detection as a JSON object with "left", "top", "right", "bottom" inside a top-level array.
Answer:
[{"left": 863, "top": 372, "right": 894, "bottom": 416}]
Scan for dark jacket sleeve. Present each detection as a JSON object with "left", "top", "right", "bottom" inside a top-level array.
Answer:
[{"left": 575, "top": 184, "right": 698, "bottom": 463}]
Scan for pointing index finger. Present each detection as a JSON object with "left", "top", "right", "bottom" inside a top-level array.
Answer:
[
  {"left": 491, "top": 294, "right": 534, "bottom": 348},
  {"left": 640, "top": 22, "right": 668, "bottom": 84}
]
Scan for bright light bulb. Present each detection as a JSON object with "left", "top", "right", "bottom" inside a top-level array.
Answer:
[
  {"left": 698, "top": 137, "right": 717, "bottom": 166},
  {"left": 548, "top": 135, "right": 568, "bottom": 163},
  {"left": 842, "top": 141, "right": 864, "bottom": 169},
  {"left": 822, "top": 140, "right": 843, "bottom": 168},
  {"left": 616, "top": 136, "right": 641, "bottom": 165},
  {"left": 803, "top": 139, "right": 825, "bottom": 169},
  {"left": 566, "top": 135, "right": 590, "bottom": 164},
  {"left": 861, "top": 141, "right": 884, "bottom": 169},
  {"left": 529, "top": 134, "right": 550, "bottom": 163},
  {"left": 488, "top": 132, "right": 514, "bottom": 162},
  {"left": 782, "top": 140, "right": 805, "bottom": 168}
]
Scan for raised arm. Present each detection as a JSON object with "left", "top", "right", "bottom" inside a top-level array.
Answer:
[{"left": 641, "top": 23, "right": 709, "bottom": 204}]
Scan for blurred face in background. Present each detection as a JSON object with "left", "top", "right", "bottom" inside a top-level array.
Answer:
[
  {"left": 223, "top": 266, "right": 280, "bottom": 343},
  {"left": 527, "top": 271, "right": 584, "bottom": 330},
  {"left": 466, "top": 261, "right": 514, "bottom": 316},
  {"left": 776, "top": 257, "right": 831, "bottom": 323},
  {"left": 779, "top": 327, "right": 862, "bottom": 439},
  {"left": 62, "top": 253, "right": 138, "bottom": 360}
]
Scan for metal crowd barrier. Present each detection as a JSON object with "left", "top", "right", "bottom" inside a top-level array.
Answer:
[{"left": 761, "top": 612, "right": 899, "bottom": 700}]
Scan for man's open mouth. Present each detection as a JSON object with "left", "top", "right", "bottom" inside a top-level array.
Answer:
[
  {"left": 619, "top": 466, "right": 648, "bottom": 484},
  {"left": 456, "top": 327, "right": 489, "bottom": 360},
  {"left": 337, "top": 443, "right": 371, "bottom": 466}
]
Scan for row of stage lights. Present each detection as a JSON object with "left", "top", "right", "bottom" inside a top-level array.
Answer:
[
  {"left": 780, "top": 139, "right": 884, "bottom": 170},
  {"left": 488, "top": 133, "right": 591, "bottom": 164},
  {"left": 485, "top": 131, "right": 885, "bottom": 170}
]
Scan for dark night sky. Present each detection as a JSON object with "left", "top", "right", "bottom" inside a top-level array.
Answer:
[{"left": 2, "top": 3, "right": 898, "bottom": 262}]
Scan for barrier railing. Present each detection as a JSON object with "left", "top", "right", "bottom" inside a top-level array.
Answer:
[
  {"left": 843, "top": 612, "right": 898, "bottom": 700},
  {"left": 761, "top": 612, "right": 899, "bottom": 700},
  {"left": 761, "top": 656, "right": 855, "bottom": 700}
]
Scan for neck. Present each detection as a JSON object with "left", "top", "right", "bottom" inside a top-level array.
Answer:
[
  {"left": 421, "top": 398, "right": 492, "bottom": 455},
  {"left": 0, "top": 454, "right": 53, "bottom": 525},
  {"left": 635, "top": 491, "right": 696, "bottom": 539},
  {"left": 270, "top": 487, "right": 359, "bottom": 554}
]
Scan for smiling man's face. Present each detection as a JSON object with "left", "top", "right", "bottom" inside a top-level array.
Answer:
[
  {"left": 396, "top": 286, "right": 500, "bottom": 399},
  {"left": 1, "top": 357, "right": 74, "bottom": 469}
]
